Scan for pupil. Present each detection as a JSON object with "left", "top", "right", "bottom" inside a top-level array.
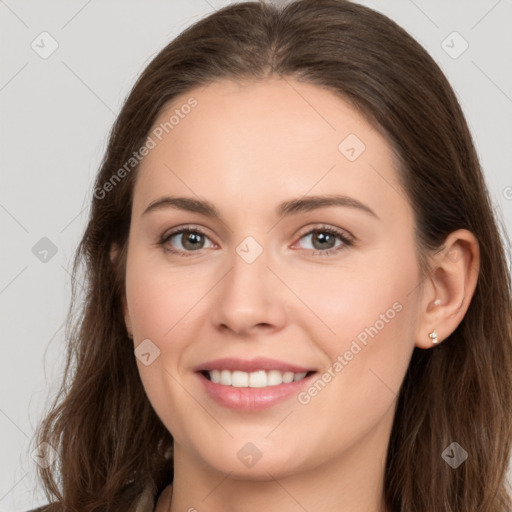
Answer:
[
  {"left": 183, "top": 232, "right": 203, "bottom": 250},
  {"left": 314, "top": 232, "right": 335, "bottom": 250}
]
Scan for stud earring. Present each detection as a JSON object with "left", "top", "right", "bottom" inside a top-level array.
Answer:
[{"left": 428, "top": 329, "right": 438, "bottom": 344}]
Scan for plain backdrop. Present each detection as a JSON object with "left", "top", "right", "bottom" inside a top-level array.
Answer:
[{"left": 1, "top": 0, "right": 511, "bottom": 510}]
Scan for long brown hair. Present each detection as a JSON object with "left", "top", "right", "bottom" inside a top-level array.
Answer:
[{"left": 32, "top": 1, "right": 512, "bottom": 510}]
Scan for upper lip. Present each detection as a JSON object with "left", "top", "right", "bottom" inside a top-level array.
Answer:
[{"left": 195, "top": 357, "right": 315, "bottom": 373}]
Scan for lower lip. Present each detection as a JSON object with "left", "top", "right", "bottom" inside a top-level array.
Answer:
[{"left": 197, "top": 372, "right": 315, "bottom": 411}]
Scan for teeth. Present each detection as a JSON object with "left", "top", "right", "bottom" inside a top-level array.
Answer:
[
  {"left": 206, "top": 369, "right": 309, "bottom": 387},
  {"left": 248, "top": 370, "right": 267, "bottom": 388},
  {"left": 267, "top": 370, "right": 283, "bottom": 386},
  {"left": 282, "top": 371, "right": 294, "bottom": 383},
  {"left": 231, "top": 371, "right": 249, "bottom": 387},
  {"left": 220, "top": 370, "right": 231, "bottom": 386}
]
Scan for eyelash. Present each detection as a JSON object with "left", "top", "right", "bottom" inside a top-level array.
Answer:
[{"left": 158, "top": 224, "right": 354, "bottom": 257}]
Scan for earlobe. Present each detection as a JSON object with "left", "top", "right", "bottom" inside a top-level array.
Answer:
[{"left": 414, "top": 229, "right": 480, "bottom": 349}]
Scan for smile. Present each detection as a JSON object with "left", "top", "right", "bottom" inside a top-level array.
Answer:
[
  {"left": 203, "top": 369, "right": 311, "bottom": 387},
  {"left": 195, "top": 357, "right": 318, "bottom": 410}
]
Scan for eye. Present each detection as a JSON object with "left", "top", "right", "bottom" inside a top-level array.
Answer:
[
  {"left": 158, "top": 224, "right": 354, "bottom": 257},
  {"left": 159, "top": 226, "right": 215, "bottom": 255},
  {"left": 294, "top": 225, "right": 354, "bottom": 255}
]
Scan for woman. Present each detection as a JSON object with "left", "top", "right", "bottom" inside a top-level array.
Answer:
[{"left": 30, "top": 0, "right": 512, "bottom": 511}]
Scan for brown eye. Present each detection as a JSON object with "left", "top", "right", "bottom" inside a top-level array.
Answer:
[
  {"left": 161, "top": 227, "right": 214, "bottom": 254},
  {"left": 296, "top": 226, "right": 353, "bottom": 254},
  {"left": 309, "top": 231, "right": 338, "bottom": 250},
  {"left": 176, "top": 231, "right": 206, "bottom": 251}
]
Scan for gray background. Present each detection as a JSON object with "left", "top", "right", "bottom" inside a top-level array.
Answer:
[{"left": 1, "top": 0, "right": 511, "bottom": 510}]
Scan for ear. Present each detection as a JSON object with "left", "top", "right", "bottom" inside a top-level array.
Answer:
[
  {"left": 110, "top": 242, "right": 133, "bottom": 339},
  {"left": 414, "top": 229, "right": 480, "bottom": 349}
]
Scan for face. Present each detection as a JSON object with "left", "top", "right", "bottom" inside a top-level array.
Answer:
[{"left": 121, "top": 78, "right": 424, "bottom": 479}]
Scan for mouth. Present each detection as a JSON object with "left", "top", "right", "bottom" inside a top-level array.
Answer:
[
  {"left": 194, "top": 357, "right": 318, "bottom": 410},
  {"left": 200, "top": 369, "right": 316, "bottom": 387}
]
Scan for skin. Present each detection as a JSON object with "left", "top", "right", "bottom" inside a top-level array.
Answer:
[{"left": 114, "top": 78, "right": 480, "bottom": 512}]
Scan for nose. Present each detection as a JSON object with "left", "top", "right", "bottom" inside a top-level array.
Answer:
[{"left": 210, "top": 246, "right": 288, "bottom": 338}]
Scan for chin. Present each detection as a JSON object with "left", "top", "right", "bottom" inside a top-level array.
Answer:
[{"left": 195, "top": 439, "right": 314, "bottom": 481}]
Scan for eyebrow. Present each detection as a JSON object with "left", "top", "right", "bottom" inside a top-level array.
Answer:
[{"left": 142, "top": 194, "right": 378, "bottom": 219}]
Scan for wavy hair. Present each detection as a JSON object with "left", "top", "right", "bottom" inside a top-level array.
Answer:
[{"left": 32, "top": 1, "right": 512, "bottom": 510}]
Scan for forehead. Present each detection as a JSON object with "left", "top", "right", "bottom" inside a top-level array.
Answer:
[
  {"left": 146, "top": 77, "right": 380, "bottom": 154},
  {"left": 133, "top": 78, "right": 406, "bottom": 222}
]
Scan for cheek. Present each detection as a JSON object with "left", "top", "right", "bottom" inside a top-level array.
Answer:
[
  {"left": 287, "top": 254, "right": 417, "bottom": 356},
  {"left": 125, "top": 251, "right": 208, "bottom": 340},
  {"left": 289, "top": 246, "right": 419, "bottom": 404},
  {"left": 124, "top": 252, "right": 206, "bottom": 439},
  {"left": 289, "top": 271, "right": 417, "bottom": 455}
]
